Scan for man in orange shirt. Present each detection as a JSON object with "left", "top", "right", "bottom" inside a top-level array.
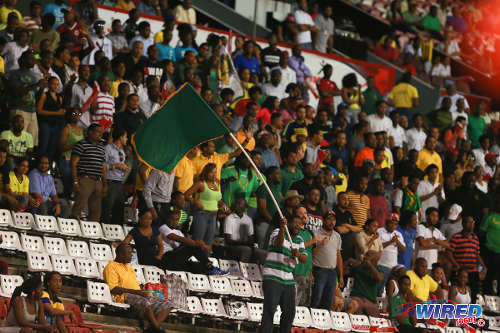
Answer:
[{"left": 354, "top": 132, "right": 376, "bottom": 167}]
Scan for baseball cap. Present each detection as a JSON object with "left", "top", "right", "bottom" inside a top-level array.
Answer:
[
  {"left": 323, "top": 210, "right": 336, "bottom": 219},
  {"left": 448, "top": 204, "right": 462, "bottom": 221}
]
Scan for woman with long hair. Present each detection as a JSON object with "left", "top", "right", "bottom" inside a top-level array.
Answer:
[
  {"left": 256, "top": 96, "right": 279, "bottom": 126},
  {"left": 58, "top": 107, "right": 83, "bottom": 199},
  {"left": 7, "top": 158, "right": 34, "bottom": 211},
  {"left": 1, "top": 275, "right": 57, "bottom": 333},
  {"left": 41, "top": 272, "right": 76, "bottom": 333}
]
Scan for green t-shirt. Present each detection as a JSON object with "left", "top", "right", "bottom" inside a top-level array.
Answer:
[
  {"left": 280, "top": 166, "right": 304, "bottom": 196},
  {"left": 221, "top": 166, "right": 260, "bottom": 208},
  {"left": 350, "top": 264, "right": 383, "bottom": 303},
  {"left": 390, "top": 294, "right": 411, "bottom": 326},
  {"left": 480, "top": 213, "right": 500, "bottom": 253},
  {"left": 256, "top": 182, "right": 282, "bottom": 218},
  {"left": 0, "top": 130, "right": 34, "bottom": 157},
  {"left": 294, "top": 229, "right": 313, "bottom": 276},
  {"left": 403, "top": 11, "right": 420, "bottom": 25},
  {"left": 467, "top": 114, "right": 486, "bottom": 148},
  {"left": 362, "top": 88, "right": 383, "bottom": 115},
  {"left": 248, "top": 175, "right": 265, "bottom": 209},
  {"left": 421, "top": 14, "right": 442, "bottom": 31}
]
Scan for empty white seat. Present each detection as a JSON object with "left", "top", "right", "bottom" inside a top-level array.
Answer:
[
  {"left": 102, "top": 224, "right": 126, "bottom": 241},
  {"left": 376, "top": 297, "right": 387, "bottom": 311},
  {"left": 182, "top": 296, "right": 203, "bottom": 314},
  {"left": 44, "top": 236, "right": 68, "bottom": 256},
  {"left": 0, "top": 209, "right": 13, "bottom": 227},
  {"left": 201, "top": 298, "right": 227, "bottom": 317},
  {"left": 97, "top": 260, "right": 111, "bottom": 279},
  {"left": 477, "top": 294, "right": 485, "bottom": 307},
  {"left": 21, "top": 234, "right": 45, "bottom": 252},
  {"left": 34, "top": 215, "right": 58, "bottom": 233},
  {"left": 311, "top": 308, "right": 333, "bottom": 330},
  {"left": 415, "top": 323, "right": 427, "bottom": 328},
  {"left": 350, "top": 314, "right": 371, "bottom": 333},
  {"left": 446, "top": 327, "right": 464, "bottom": 333},
  {"left": 75, "top": 258, "right": 100, "bottom": 279},
  {"left": 369, "top": 316, "right": 393, "bottom": 330},
  {"left": 164, "top": 270, "right": 188, "bottom": 284},
  {"left": 57, "top": 218, "right": 81, "bottom": 236},
  {"left": 131, "top": 265, "right": 145, "bottom": 285},
  {"left": 187, "top": 273, "right": 211, "bottom": 293},
  {"left": 428, "top": 324, "right": 445, "bottom": 333},
  {"left": 67, "top": 240, "right": 91, "bottom": 258},
  {"left": 12, "top": 212, "right": 34, "bottom": 230},
  {"left": 90, "top": 243, "right": 113, "bottom": 261},
  {"left": 485, "top": 295, "right": 500, "bottom": 313},
  {"left": 250, "top": 280, "right": 264, "bottom": 299},
  {"left": 80, "top": 221, "right": 104, "bottom": 239},
  {"left": 51, "top": 255, "right": 77, "bottom": 275},
  {"left": 0, "top": 231, "right": 21, "bottom": 250},
  {"left": 27, "top": 252, "right": 53, "bottom": 272},
  {"left": 484, "top": 316, "right": 500, "bottom": 331},
  {"left": 247, "top": 302, "right": 263, "bottom": 322},
  {"left": 239, "top": 262, "right": 262, "bottom": 281},
  {"left": 0, "top": 274, "right": 23, "bottom": 297},
  {"left": 331, "top": 312, "right": 352, "bottom": 332},
  {"left": 143, "top": 265, "right": 164, "bottom": 283},
  {"left": 218, "top": 259, "right": 242, "bottom": 278},
  {"left": 86, "top": 281, "right": 129, "bottom": 308},
  {"left": 226, "top": 301, "right": 249, "bottom": 321},
  {"left": 293, "top": 306, "right": 313, "bottom": 328},
  {"left": 209, "top": 276, "right": 232, "bottom": 295},
  {"left": 230, "top": 279, "right": 253, "bottom": 298}
]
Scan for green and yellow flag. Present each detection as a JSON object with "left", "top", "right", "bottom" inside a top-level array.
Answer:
[{"left": 131, "top": 83, "right": 230, "bottom": 173}]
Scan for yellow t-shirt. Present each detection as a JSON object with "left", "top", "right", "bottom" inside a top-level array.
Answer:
[
  {"left": 0, "top": 56, "right": 4, "bottom": 74},
  {"left": 174, "top": 155, "right": 195, "bottom": 193},
  {"left": 389, "top": 83, "right": 419, "bottom": 109},
  {"left": 117, "top": 0, "right": 136, "bottom": 11},
  {"left": 103, "top": 261, "right": 141, "bottom": 303},
  {"left": 236, "top": 129, "right": 255, "bottom": 151},
  {"left": 416, "top": 148, "right": 443, "bottom": 175},
  {"left": 407, "top": 269, "right": 438, "bottom": 302},
  {"left": 135, "top": 167, "right": 152, "bottom": 192},
  {"left": 9, "top": 171, "right": 28, "bottom": 195},
  {"left": 0, "top": 7, "right": 23, "bottom": 25},
  {"left": 110, "top": 79, "right": 124, "bottom": 98},
  {"left": 154, "top": 31, "right": 164, "bottom": 43},
  {"left": 191, "top": 152, "right": 230, "bottom": 181}
]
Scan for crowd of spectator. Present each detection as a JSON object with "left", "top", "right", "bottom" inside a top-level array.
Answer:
[{"left": 0, "top": 0, "right": 499, "bottom": 332}]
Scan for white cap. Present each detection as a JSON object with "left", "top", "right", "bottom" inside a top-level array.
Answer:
[{"left": 448, "top": 204, "right": 462, "bottom": 221}]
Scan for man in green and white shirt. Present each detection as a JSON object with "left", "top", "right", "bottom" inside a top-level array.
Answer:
[{"left": 262, "top": 215, "right": 306, "bottom": 333}]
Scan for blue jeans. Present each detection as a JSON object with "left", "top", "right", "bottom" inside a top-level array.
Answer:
[
  {"left": 310, "top": 267, "right": 337, "bottom": 309},
  {"left": 38, "top": 121, "right": 61, "bottom": 161},
  {"left": 262, "top": 279, "right": 296, "bottom": 333},
  {"left": 191, "top": 211, "right": 217, "bottom": 249}
]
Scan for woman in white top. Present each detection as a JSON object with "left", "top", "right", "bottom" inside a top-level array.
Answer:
[
  {"left": 385, "top": 264, "right": 407, "bottom": 311},
  {"left": 449, "top": 268, "right": 472, "bottom": 305}
]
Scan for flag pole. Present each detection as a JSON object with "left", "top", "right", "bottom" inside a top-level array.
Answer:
[{"left": 229, "top": 133, "right": 295, "bottom": 247}]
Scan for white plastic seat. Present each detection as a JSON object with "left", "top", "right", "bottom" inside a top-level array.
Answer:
[
  {"left": 376, "top": 296, "right": 387, "bottom": 311},
  {"left": 273, "top": 306, "right": 282, "bottom": 325},
  {"left": 485, "top": 295, "right": 500, "bottom": 313},
  {"left": 90, "top": 243, "right": 113, "bottom": 261},
  {"left": 75, "top": 258, "right": 100, "bottom": 279},
  {"left": 369, "top": 316, "right": 394, "bottom": 331},
  {"left": 80, "top": 221, "right": 104, "bottom": 239},
  {"left": 239, "top": 262, "right": 262, "bottom": 281},
  {"left": 21, "top": 234, "right": 45, "bottom": 252},
  {"left": 164, "top": 270, "right": 188, "bottom": 284},
  {"left": 250, "top": 280, "right": 264, "bottom": 299},
  {"left": 102, "top": 224, "right": 126, "bottom": 241},
  {"left": 428, "top": 324, "right": 445, "bottom": 333},
  {"left": 131, "top": 265, "right": 146, "bottom": 285},
  {"left": 0, "top": 274, "right": 23, "bottom": 297},
  {"left": 201, "top": 298, "right": 227, "bottom": 318},
  {"left": 477, "top": 294, "right": 485, "bottom": 307},
  {"left": 44, "top": 236, "right": 68, "bottom": 256},
  {"left": 293, "top": 306, "right": 313, "bottom": 328},
  {"left": 187, "top": 273, "right": 211, "bottom": 293},
  {"left": 57, "top": 218, "right": 81, "bottom": 236},
  {"left": 209, "top": 276, "right": 232, "bottom": 295},
  {"left": 350, "top": 314, "right": 372, "bottom": 333},
  {"left": 0, "top": 231, "right": 21, "bottom": 250},
  {"left": 311, "top": 308, "right": 334, "bottom": 330},
  {"left": 208, "top": 257, "right": 219, "bottom": 268},
  {"left": 182, "top": 296, "right": 203, "bottom": 314},
  {"left": 67, "top": 240, "right": 91, "bottom": 258},
  {"left": 34, "top": 215, "right": 58, "bottom": 233},
  {"left": 230, "top": 279, "right": 253, "bottom": 298},
  {"left": 484, "top": 316, "right": 500, "bottom": 331},
  {"left": 247, "top": 302, "right": 263, "bottom": 322},
  {"left": 331, "top": 311, "right": 353, "bottom": 332},
  {"left": 226, "top": 301, "right": 249, "bottom": 321},
  {"left": 27, "top": 252, "right": 53, "bottom": 272},
  {"left": 86, "top": 281, "right": 129, "bottom": 308},
  {"left": 51, "top": 255, "right": 77, "bottom": 275},
  {"left": 0, "top": 209, "right": 13, "bottom": 227},
  {"left": 12, "top": 212, "right": 34, "bottom": 230},
  {"left": 143, "top": 265, "right": 164, "bottom": 283},
  {"left": 415, "top": 323, "right": 427, "bottom": 328},
  {"left": 218, "top": 259, "right": 242, "bottom": 278},
  {"left": 97, "top": 260, "right": 111, "bottom": 279},
  {"left": 123, "top": 226, "right": 134, "bottom": 244},
  {"left": 446, "top": 328, "right": 464, "bottom": 333}
]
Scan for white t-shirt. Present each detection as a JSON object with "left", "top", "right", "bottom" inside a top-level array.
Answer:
[
  {"left": 387, "top": 124, "right": 407, "bottom": 148},
  {"left": 472, "top": 148, "right": 487, "bottom": 168},
  {"left": 406, "top": 128, "right": 427, "bottom": 151},
  {"left": 377, "top": 227, "right": 405, "bottom": 268},
  {"left": 159, "top": 224, "right": 184, "bottom": 253},
  {"left": 436, "top": 93, "right": 470, "bottom": 113},
  {"left": 415, "top": 224, "right": 445, "bottom": 269},
  {"left": 224, "top": 213, "right": 254, "bottom": 243},
  {"left": 417, "top": 180, "right": 445, "bottom": 222},
  {"left": 295, "top": 10, "right": 314, "bottom": 44},
  {"left": 367, "top": 114, "right": 392, "bottom": 133},
  {"left": 262, "top": 82, "right": 286, "bottom": 100},
  {"left": 275, "top": 66, "right": 297, "bottom": 90},
  {"left": 82, "top": 35, "right": 113, "bottom": 65}
]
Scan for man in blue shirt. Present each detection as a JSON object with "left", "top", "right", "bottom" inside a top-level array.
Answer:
[
  {"left": 234, "top": 40, "right": 260, "bottom": 75},
  {"left": 28, "top": 156, "right": 61, "bottom": 216},
  {"left": 41, "top": 0, "right": 67, "bottom": 28},
  {"left": 397, "top": 210, "right": 417, "bottom": 269}
]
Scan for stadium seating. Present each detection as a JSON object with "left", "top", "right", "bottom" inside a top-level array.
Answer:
[
  {"left": 34, "top": 214, "right": 59, "bottom": 233},
  {"left": 0, "top": 275, "right": 23, "bottom": 297}
]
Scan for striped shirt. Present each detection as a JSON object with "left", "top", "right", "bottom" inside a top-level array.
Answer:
[
  {"left": 449, "top": 232, "right": 480, "bottom": 272},
  {"left": 263, "top": 228, "right": 305, "bottom": 285},
  {"left": 92, "top": 92, "right": 115, "bottom": 125},
  {"left": 346, "top": 191, "right": 370, "bottom": 227},
  {"left": 72, "top": 139, "right": 105, "bottom": 178}
]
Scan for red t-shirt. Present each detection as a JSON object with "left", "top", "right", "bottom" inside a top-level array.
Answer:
[
  {"left": 256, "top": 107, "right": 276, "bottom": 126},
  {"left": 317, "top": 78, "right": 338, "bottom": 110},
  {"left": 234, "top": 98, "right": 261, "bottom": 117},
  {"left": 354, "top": 147, "right": 374, "bottom": 167},
  {"left": 369, "top": 195, "right": 389, "bottom": 228},
  {"left": 374, "top": 45, "right": 399, "bottom": 62},
  {"left": 57, "top": 22, "right": 84, "bottom": 51},
  {"left": 400, "top": 64, "right": 417, "bottom": 76}
]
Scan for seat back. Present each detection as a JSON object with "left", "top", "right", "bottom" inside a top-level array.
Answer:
[
  {"left": 273, "top": 306, "right": 282, "bottom": 325},
  {"left": 27, "top": 252, "right": 53, "bottom": 271},
  {"left": 310, "top": 308, "right": 333, "bottom": 330},
  {"left": 75, "top": 258, "right": 100, "bottom": 279},
  {"left": 131, "top": 265, "right": 145, "bottom": 285},
  {"left": 230, "top": 279, "right": 253, "bottom": 298},
  {"left": 187, "top": 273, "right": 211, "bottom": 293},
  {"left": 80, "top": 221, "right": 104, "bottom": 239},
  {"left": 51, "top": 255, "right": 77, "bottom": 275},
  {"left": 350, "top": 314, "right": 371, "bottom": 333},
  {"left": 208, "top": 257, "right": 219, "bottom": 268},
  {"left": 331, "top": 311, "right": 352, "bottom": 332},
  {"left": 477, "top": 294, "right": 485, "bottom": 307},
  {"left": 247, "top": 302, "right": 263, "bottom": 322},
  {"left": 164, "top": 270, "right": 188, "bottom": 284},
  {"left": 239, "top": 262, "right": 262, "bottom": 281},
  {"left": 90, "top": 243, "right": 113, "bottom": 261},
  {"left": 0, "top": 231, "right": 21, "bottom": 250},
  {"left": 0, "top": 209, "right": 13, "bottom": 227},
  {"left": 44, "top": 236, "right": 68, "bottom": 256},
  {"left": 250, "top": 280, "right": 264, "bottom": 299},
  {"left": 34, "top": 215, "right": 58, "bottom": 233},
  {"left": 102, "top": 224, "right": 125, "bottom": 241},
  {"left": 226, "top": 301, "right": 248, "bottom": 320},
  {"left": 445, "top": 328, "right": 464, "bottom": 333},
  {"left": 208, "top": 276, "right": 232, "bottom": 295},
  {"left": 218, "top": 259, "right": 242, "bottom": 277},
  {"left": 21, "top": 234, "right": 45, "bottom": 252},
  {"left": 12, "top": 212, "right": 34, "bottom": 230},
  {"left": 185, "top": 296, "right": 203, "bottom": 314},
  {"left": 201, "top": 298, "right": 227, "bottom": 317},
  {"left": 293, "top": 306, "right": 313, "bottom": 328},
  {"left": 485, "top": 295, "right": 500, "bottom": 312},
  {"left": 97, "top": 261, "right": 111, "bottom": 279},
  {"left": 67, "top": 240, "right": 91, "bottom": 258},
  {"left": 143, "top": 265, "right": 164, "bottom": 283},
  {"left": 369, "top": 316, "right": 392, "bottom": 329},
  {"left": 57, "top": 218, "right": 81, "bottom": 236},
  {"left": 87, "top": 281, "right": 112, "bottom": 304},
  {"left": 0, "top": 275, "right": 23, "bottom": 297}
]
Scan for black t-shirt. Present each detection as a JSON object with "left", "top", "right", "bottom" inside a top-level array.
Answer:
[
  {"left": 144, "top": 60, "right": 164, "bottom": 82},
  {"left": 114, "top": 109, "right": 147, "bottom": 137},
  {"left": 118, "top": 53, "right": 148, "bottom": 80},
  {"left": 334, "top": 206, "right": 357, "bottom": 260},
  {"left": 306, "top": 205, "right": 323, "bottom": 233},
  {"left": 261, "top": 47, "right": 282, "bottom": 68}
]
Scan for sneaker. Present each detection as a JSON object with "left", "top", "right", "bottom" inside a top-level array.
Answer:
[{"left": 208, "top": 266, "right": 229, "bottom": 277}]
